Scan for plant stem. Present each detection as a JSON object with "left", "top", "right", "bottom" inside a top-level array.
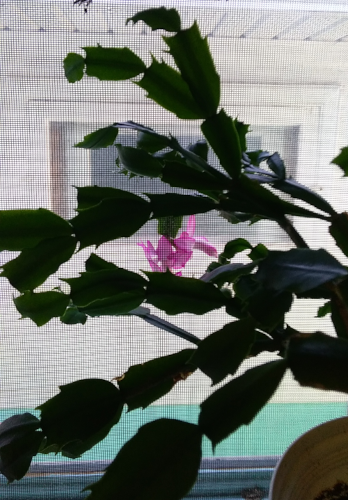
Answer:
[
  {"left": 277, "top": 216, "right": 309, "bottom": 248},
  {"left": 135, "top": 311, "right": 201, "bottom": 346}
]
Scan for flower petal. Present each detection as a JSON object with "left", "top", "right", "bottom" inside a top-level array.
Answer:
[
  {"left": 148, "top": 260, "right": 164, "bottom": 272},
  {"left": 138, "top": 241, "right": 163, "bottom": 272},
  {"left": 169, "top": 248, "right": 193, "bottom": 269},
  {"left": 174, "top": 232, "right": 196, "bottom": 253},
  {"left": 193, "top": 237, "right": 218, "bottom": 257},
  {"left": 186, "top": 215, "right": 196, "bottom": 237},
  {"left": 157, "top": 236, "right": 173, "bottom": 262},
  {"left": 138, "top": 242, "right": 153, "bottom": 262}
]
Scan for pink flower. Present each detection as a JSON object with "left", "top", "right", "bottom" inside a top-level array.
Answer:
[{"left": 138, "top": 215, "right": 217, "bottom": 275}]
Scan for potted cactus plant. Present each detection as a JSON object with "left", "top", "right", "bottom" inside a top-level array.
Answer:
[{"left": 2, "top": 5, "right": 348, "bottom": 500}]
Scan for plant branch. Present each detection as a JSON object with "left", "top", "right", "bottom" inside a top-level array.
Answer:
[
  {"left": 132, "top": 310, "right": 201, "bottom": 346},
  {"left": 277, "top": 216, "right": 309, "bottom": 249}
]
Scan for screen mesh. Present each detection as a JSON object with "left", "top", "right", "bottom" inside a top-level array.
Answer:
[{"left": 2, "top": 1, "right": 348, "bottom": 498}]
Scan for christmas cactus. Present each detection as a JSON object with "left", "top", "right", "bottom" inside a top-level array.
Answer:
[{"left": 1, "top": 6, "right": 348, "bottom": 500}]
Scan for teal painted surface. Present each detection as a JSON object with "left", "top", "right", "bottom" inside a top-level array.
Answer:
[
  {"left": 1, "top": 402, "right": 346, "bottom": 462},
  {"left": 0, "top": 403, "right": 346, "bottom": 499}
]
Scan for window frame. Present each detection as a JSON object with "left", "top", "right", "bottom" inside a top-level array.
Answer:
[{"left": 0, "top": 457, "right": 278, "bottom": 499}]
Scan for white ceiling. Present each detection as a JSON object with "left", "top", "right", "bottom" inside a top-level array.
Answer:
[{"left": 1, "top": 0, "right": 348, "bottom": 42}]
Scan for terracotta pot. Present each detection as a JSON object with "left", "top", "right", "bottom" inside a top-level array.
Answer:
[{"left": 269, "top": 417, "right": 348, "bottom": 500}]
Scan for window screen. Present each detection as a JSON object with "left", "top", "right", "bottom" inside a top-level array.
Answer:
[{"left": 2, "top": 1, "right": 348, "bottom": 498}]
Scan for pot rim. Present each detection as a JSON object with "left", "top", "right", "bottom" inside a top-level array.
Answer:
[{"left": 268, "top": 416, "right": 348, "bottom": 500}]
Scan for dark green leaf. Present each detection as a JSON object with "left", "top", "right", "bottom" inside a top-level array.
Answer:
[
  {"left": 219, "top": 178, "right": 274, "bottom": 217},
  {"left": 0, "top": 433, "right": 44, "bottom": 483},
  {"left": 244, "top": 171, "right": 276, "bottom": 185},
  {"left": 64, "top": 268, "right": 147, "bottom": 317},
  {"left": 1, "top": 236, "right": 77, "bottom": 292},
  {"left": 287, "top": 332, "right": 348, "bottom": 392},
  {"left": 330, "top": 212, "right": 348, "bottom": 257},
  {"left": 85, "top": 253, "right": 118, "bottom": 272},
  {"left": 0, "top": 209, "right": 72, "bottom": 251},
  {"left": 38, "top": 379, "right": 123, "bottom": 458},
  {"left": 151, "top": 151, "right": 182, "bottom": 162},
  {"left": 71, "top": 197, "right": 151, "bottom": 249},
  {"left": 284, "top": 324, "right": 302, "bottom": 338},
  {"left": 79, "top": 290, "right": 145, "bottom": 317},
  {"left": 113, "top": 121, "right": 171, "bottom": 146},
  {"left": 14, "top": 291, "right": 70, "bottom": 326},
  {"left": 199, "top": 360, "right": 287, "bottom": 448},
  {"left": 267, "top": 152, "right": 285, "bottom": 179},
  {"left": 248, "top": 330, "right": 279, "bottom": 357},
  {"left": 200, "top": 262, "right": 257, "bottom": 287},
  {"left": 225, "top": 296, "right": 245, "bottom": 319},
  {"left": 168, "top": 136, "right": 229, "bottom": 181},
  {"left": 273, "top": 177, "right": 335, "bottom": 215},
  {"left": 220, "top": 175, "right": 328, "bottom": 220},
  {"left": 248, "top": 244, "right": 268, "bottom": 261},
  {"left": 201, "top": 110, "right": 241, "bottom": 179},
  {"left": 0, "top": 414, "right": 40, "bottom": 448},
  {"left": 330, "top": 277, "right": 348, "bottom": 339},
  {"left": 84, "top": 46, "right": 146, "bottom": 81},
  {"left": 75, "top": 185, "right": 141, "bottom": 211},
  {"left": 330, "top": 298, "right": 348, "bottom": 339},
  {"left": 75, "top": 126, "right": 118, "bottom": 149},
  {"left": 245, "top": 150, "right": 266, "bottom": 167},
  {"left": 234, "top": 120, "right": 249, "bottom": 153},
  {"left": 188, "top": 140, "right": 208, "bottom": 161},
  {"left": 164, "top": 22, "right": 220, "bottom": 116},
  {"left": 127, "top": 306, "right": 150, "bottom": 315},
  {"left": 332, "top": 146, "right": 348, "bottom": 176},
  {"left": 118, "top": 349, "right": 195, "bottom": 410},
  {"left": 116, "top": 144, "right": 162, "bottom": 177},
  {"left": 247, "top": 288, "right": 293, "bottom": 330},
  {"left": 317, "top": 301, "right": 331, "bottom": 318},
  {"left": 84, "top": 419, "right": 202, "bottom": 500},
  {"left": 38, "top": 442, "right": 60, "bottom": 455},
  {"left": 63, "top": 53, "right": 85, "bottom": 83},
  {"left": 137, "top": 58, "right": 203, "bottom": 119},
  {"left": 233, "top": 275, "right": 261, "bottom": 301},
  {"left": 219, "top": 210, "right": 255, "bottom": 224},
  {"left": 136, "top": 131, "right": 169, "bottom": 153},
  {"left": 205, "top": 261, "right": 225, "bottom": 274},
  {"left": 60, "top": 304, "right": 87, "bottom": 325},
  {"left": 191, "top": 318, "right": 256, "bottom": 385},
  {"left": 221, "top": 238, "right": 253, "bottom": 259},
  {"left": 255, "top": 248, "right": 348, "bottom": 294},
  {"left": 145, "top": 271, "right": 227, "bottom": 315},
  {"left": 296, "top": 285, "right": 332, "bottom": 300},
  {"left": 148, "top": 193, "right": 215, "bottom": 218},
  {"left": 126, "top": 7, "right": 181, "bottom": 32},
  {"left": 157, "top": 216, "right": 183, "bottom": 239},
  {"left": 64, "top": 269, "right": 146, "bottom": 306},
  {"left": 162, "top": 161, "right": 228, "bottom": 191},
  {"left": 0, "top": 413, "right": 43, "bottom": 482}
]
